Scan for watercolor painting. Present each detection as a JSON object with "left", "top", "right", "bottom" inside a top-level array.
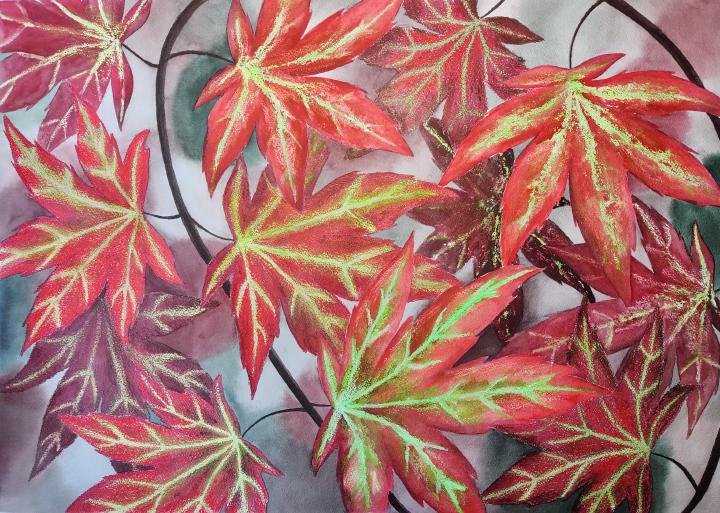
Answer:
[{"left": 1, "top": 1, "right": 719, "bottom": 513}]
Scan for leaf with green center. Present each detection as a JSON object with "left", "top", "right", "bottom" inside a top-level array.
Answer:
[
  {"left": 0, "top": 293, "right": 214, "bottom": 478},
  {"left": 0, "top": 0, "right": 151, "bottom": 150},
  {"left": 196, "top": 0, "right": 410, "bottom": 207},
  {"left": 485, "top": 307, "right": 691, "bottom": 513},
  {"left": 62, "top": 376, "right": 280, "bottom": 513},
  {"left": 312, "top": 240, "right": 599, "bottom": 513},
  {"left": 503, "top": 198, "right": 719, "bottom": 432},
  {"left": 362, "top": 0, "right": 541, "bottom": 144},
  {"left": 0, "top": 98, "right": 180, "bottom": 348},
  {"left": 443, "top": 53, "right": 720, "bottom": 302},
  {"left": 202, "top": 137, "right": 457, "bottom": 394}
]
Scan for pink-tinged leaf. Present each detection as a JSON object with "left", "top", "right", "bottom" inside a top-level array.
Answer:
[
  {"left": 314, "top": 257, "right": 597, "bottom": 513},
  {"left": 363, "top": 1, "right": 541, "bottom": 144},
  {"left": 203, "top": 139, "right": 457, "bottom": 391},
  {"left": 203, "top": 79, "right": 262, "bottom": 194},
  {"left": 198, "top": 0, "right": 407, "bottom": 204},
  {"left": 272, "top": 0, "right": 402, "bottom": 75},
  {"left": 0, "top": 99, "right": 179, "bottom": 348},
  {"left": 63, "top": 377, "right": 279, "bottom": 513},
  {"left": 506, "top": 201, "right": 719, "bottom": 432},
  {"left": 0, "top": 0, "right": 151, "bottom": 149},
  {"left": 485, "top": 310, "right": 690, "bottom": 513},
  {"left": 0, "top": 293, "right": 213, "bottom": 478},
  {"left": 446, "top": 53, "right": 720, "bottom": 298},
  {"left": 568, "top": 115, "right": 635, "bottom": 303},
  {"left": 500, "top": 129, "right": 570, "bottom": 266}
]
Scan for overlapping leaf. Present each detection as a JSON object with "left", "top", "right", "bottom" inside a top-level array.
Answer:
[
  {"left": 312, "top": 241, "right": 599, "bottom": 513},
  {"left": 503, "top": 198, "right": 719, "bottom": 432},
  {"left": 1, "top": 293, "right": 213, "bottom": 478},
  {"left": 409, "top": 119, "right": 593, "bottom": 338},
  {"left": 0, "top": 0, "right": 150, "bottom": 149},
  {"left": 197, "top": 0, "right": 410, "bottom": 207},
  {"left": 363, "top": 0, "right": 541, "bottom": 144},
  {"left": 63, "top": 376, "right": 279, "bottom": 513},
  {"left": 0, "top": 98, "right": 180, "bottom": 347},
  {"left": 443, "top": 53, "right": 720, "bottom": 301},
  {"left": 485, "top": 307, "right": 690, "bottom": 513},
  {"left": 203, "top": 138, "right": 457, "bottom": 393}
]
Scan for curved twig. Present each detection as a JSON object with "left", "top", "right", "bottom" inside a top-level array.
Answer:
[
  {"left": 601, "top": 0, "right": 720, "bottom": 142},
  {"left": 243, "top": 404, "right": 331, "bottom": 437},
  {"left": 145, "top": 211, "right": 233, "bottom": 242},
  {"left": 155, "top": 3, "right": 412, "bottom": 512},
  {"left": 651, "top": 452, "right": 698, "bottom": 492},
  {"left": 568, "top": 0, "right": 603, "bottom": 67},
  {"left": 680, "top": 425, "right": 720, "bottom": 513},
  {"left": 124, "top": 43, "right": 233, "bottom": 68}
]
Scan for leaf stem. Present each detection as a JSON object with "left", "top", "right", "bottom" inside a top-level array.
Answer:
[
  {"left": 651, "top": 452, "right": 698, "bottom": 492},
  {"left": 480, "top": 0, "right": 506, "bottom": 18},
  {"left": 123, "top": 43, "right": 232, "bottom": 68},
  {"left": 144, "top": 211, "right": 233, "bottom": 241},
  {"left": 568, "top": 0, "right": 603, "bottom": 67},
  {"left": 680, "top": 425, "right": 720, "bottom": 513},
  {"left": 155, "top": 3, "right": 413, "bottom": 512},
  {"left": 243, "top": 404, "right": 330, "bottom": 437}
]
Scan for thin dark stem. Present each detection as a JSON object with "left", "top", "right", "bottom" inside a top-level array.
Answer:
[
  {"left": 144, "top": 212, "right": 181, "bottom": 220},
  {"left": 680, "top": 425, "right": 720, "bottom": 513},
  {"left": 170, "top": 49, "right": 234, "bottom": 63},
  {"left": 602, "top": 0, "right": 720, "bottom": 142},
  {"left": 243, "top": 404, "right": 330, "bottom": 437},
  {"left": 125, "top": 43, "right": 233, "bottom": 68},
  {"left": 651, "top": 452, "right": 698, "bottom": 492},
  {"left": 123, "top": 43, "right": 158, "bottom": 68},
  {"left": 480, "top": 0, "right": 506, "bottom": 17},
  {"left": 155, "top": 4, "right": 412, "bottom": 512},
  {"left": 145, "top": 211, "right": 233, "bottom": 241},
  {"left": 568, "top": 0, "right": 603, "bottom": 67}
]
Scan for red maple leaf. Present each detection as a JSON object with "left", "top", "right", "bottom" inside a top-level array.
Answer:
[
  {"left": 503, "top": 198, "right": 719, "bottom": 432},
  {"left": 202, "top": 137, "right": 457, "bottom": 393},
  {"left": 0, "top": 98, "right": 180, "bottom": 348},
  {"left": 63, "top": 376, "right": 280, "bottom": 513},
  {"left": 1, "top": 293, "right": 213, "bottom": 478},
  {"left": 409, "top": 118, "right": 594, "bottom": 339},
  {"left": 442, "top": 53, "right": 720, "bottom": 301},
  {"left": 485, "top": 306, "right": 690, "bottom": 513},
  {"left": 197, "top": 0, "right": 410, "bottom": 207},
  {"left": 363, "top": 0, "right": 541, "bottom": 144},
  {"left": 0, "top": 0, "right": 151, "bottom": 150},
  {"left": 312, "top": 240, "right": 600, "bottom": 513}
]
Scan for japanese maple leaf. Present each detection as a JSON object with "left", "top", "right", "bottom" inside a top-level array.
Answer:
[
  {"left": 485, "top": 307, "right": 690, "bottom": 513},
  {"left": 362, "top": 0, "right": 541, "bottom": 144},
  {"left": 409, "top": 119, "right": 593, "bottom": 338},
  {"left": 0, "top": 293, "right": 213, "bottom": 478},
  {"left": 197, "top": 0, "right": 410, "bottom": 207},
  {"left": 62, "top": 376, "right": 280, "bottom": 513},
  {"left": 0, "top": 0, "right": 150, "bottom": 150},
  {"left": 442, "top": 53, "right": 720, "bottom": 302},
  {"left": 0, "top": 98, "right": 180, "bottom": 347},
  {"left": 203, "top": 138, "right": 457, "bottom": 393},
  {"left": 311, "top": 240, "right": 599, "bottom": 513},
  {"left": 502, "top": 198, "right": 719, "bottom": 432}
]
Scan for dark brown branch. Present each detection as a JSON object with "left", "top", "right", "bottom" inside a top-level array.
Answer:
[{"left": 480, "top": 0, "right": 506, "bottom": 17}]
